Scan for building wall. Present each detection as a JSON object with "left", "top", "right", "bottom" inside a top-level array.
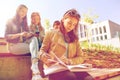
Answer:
[
  {"left": 109, "top": 20, "right": 120, "bottom": 38},
  {"left": 79, "top": 20, "right": 120, "bottom": 48},
  {"left": 92, "top": 37, "right": 120, "bottom": 48}
]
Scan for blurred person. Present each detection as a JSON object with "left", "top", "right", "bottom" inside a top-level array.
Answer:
[
  {"left": 53, "top": 20, "right": 60, "bottom": 30},
  {"left": 4, "top": 4, "right": 44, "bottom": 80},
  {"left": 30, "top": 12, "right": 45, "bottom": 79},
  {"left": 5, "top": 4, "right": 32, "bottom": 55}
]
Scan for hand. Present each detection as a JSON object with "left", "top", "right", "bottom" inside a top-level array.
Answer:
[
  {"left": 60, "top": 56, "right": 71, "bottom": 65},
  {"left": 27, "top": 32, "right": 34, "bottom": 38},
  {"left": 46, "top": 59, "right": 58, "bottom": 67},
  {"left": 41, "top": 53, "right": 56, "bottom": 66},
  {"left": 20, "top": 32, "right": 28, "bottom": 37}
]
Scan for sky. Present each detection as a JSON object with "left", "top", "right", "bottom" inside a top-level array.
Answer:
[{"left": 0, "top": 0, "right": 120, "bottom": 37}]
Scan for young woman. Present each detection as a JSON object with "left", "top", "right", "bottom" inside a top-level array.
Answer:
[
  {"left": 29, "top": 12, "right": 45, "bottom": 79},
  {"left": 30, "top": 12, "right": 45, "bottom": 46},
  {"left": 4, "top": 4, "right": 43, "bottom": 80},
  {"left": 38, "top": 9, "right": 93, "bottom": 80},
  {"left": 5, "top": 4, "right": 32, "bottom": 54}
]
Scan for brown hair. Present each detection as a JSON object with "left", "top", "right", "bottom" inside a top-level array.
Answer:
[
  {"left": 60, "top": 9, "right": 80, "bottom": 43},
  {"left": 30, "top": 12, "right": 44, "bottom": 31},
  {"left": 63, "top": 9, "right": 80, "bottom": 21},
  {"left": 14, "top": 4, "right": 28, "bottom": 31},
  {"left": 31, "top": 12, "right": 41, "bottom": 19},
  {"left": 53, "top": 20, "right": 60, "bottom": 27},
  {"left": 53, "top": 20, "right": 60, "bottom": 29},
  {"left": 31, "top": 12, "right": 41, "bottom": 25}
]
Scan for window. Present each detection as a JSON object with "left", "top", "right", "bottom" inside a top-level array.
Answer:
[
  {"left": 92, "top": 29, "right": 94, "bottom": 35},
  {"left": 99, "top": 27, "right": 102, "bottom": 34},
  {"left": 103, "top": 26, "right": 106, "bottom": 33},
  {"left": 96, "top": 36, "right": 99, "bottom": 41},
  {"left": 84, "top": 32, "right": 86, "bottom": 37},
  {"left": 80, "top": 33, "right": 84, "bottom": 38},
  {"left": 92, "top": 37, "right": 95, "bottom": 42},
  {"left": 100, "top": 36, "right": 103, "bottom": 40},
  {"left": 104, "top": 35, "right": 107, "bottom": 39},
  {"left": 80, "top": 25, "right": 83, "bottom": 32},
  {"left": 95, "top": 28, "right": 98, "bottom": 35}
]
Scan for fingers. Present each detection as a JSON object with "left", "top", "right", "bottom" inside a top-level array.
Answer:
[
  {"left": 60, "top": 56, "right": 71, "bottom": 65},
  {"left": 44, "top": 59, "right": 58, "bottom": 67},
  {"left": 43, "top": 53, "right": 52, "bottom": 59}
]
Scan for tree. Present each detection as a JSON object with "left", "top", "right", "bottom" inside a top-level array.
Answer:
[
  {"left": 44, "top": 19, "right": 51, "bottom": 30},
  {"left": 81, "top": 9, "right": 99, "bottom": 48},
  {"left": 81, "top": 9, "right": 99, "bottom": 25}
]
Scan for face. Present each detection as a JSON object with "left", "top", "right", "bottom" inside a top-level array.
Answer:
[
  {"left": 54, "top": 24, "right": 60, "bottom": 30},
  {"left": 31, "top": 14, "right": 40, "bottom": 25},
  {"left": 18, "top": 7, "right": 28, "bottom": 19},
  {"left": 63, "top": 16, "right": 78, "bottom": 32}
]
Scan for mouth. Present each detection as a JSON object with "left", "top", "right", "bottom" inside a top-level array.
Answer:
[{"left": 66, "top": 28, "right": 72, "bottom": 32}]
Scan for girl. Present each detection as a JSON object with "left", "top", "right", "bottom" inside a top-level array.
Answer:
[
  {"left": 38, "top": 9, "right": 93, "bottom": 80},
  {"left": 30, "top": 12, "right": 45, "bottom": 79},
  {"left": 4, "top": 4, "right": 44, "bottom": 80}
]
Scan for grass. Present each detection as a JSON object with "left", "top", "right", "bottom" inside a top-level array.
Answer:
[{"left": 80, "top": 41, "right": 120, "bottom": 54}]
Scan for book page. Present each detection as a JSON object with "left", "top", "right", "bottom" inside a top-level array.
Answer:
[
  {"left": 67, "top": 64, "right": 92, "bottom": 72},
  {"left": 44, "top": 62, "right": 68, "bottom": 76},
  {"left": 44, "top": 52, "right": 92, "bottom": 75}
]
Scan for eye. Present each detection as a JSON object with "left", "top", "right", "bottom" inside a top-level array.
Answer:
[
  {"left": 68, "top": 21, "right": 72, "bottom": 25},
  {"left": 72, "top": 23, "right": 77, "bottom": 26}
]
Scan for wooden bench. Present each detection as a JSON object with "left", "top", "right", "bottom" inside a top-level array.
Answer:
[
  {"left": 0, "top": 53, "right": 32, "bottom": 80},
  {"left": 0, "top": 37, "right": 47, "bottom": 80}
]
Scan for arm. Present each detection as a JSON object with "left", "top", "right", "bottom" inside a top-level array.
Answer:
[
  {"left": 69, "top": 41, "right": 85, "bottom": 65},
  {"left": 39, "top": 28, "right": 45, "bottom": 41},
  {"left": 38, "top": 31, "right": 56, "bottom": 66},
  {"left": 4, "top": 21, "right": 21, "bottom": 43},
  {"left": 5, "top": 23, "right": 33, "bottom": 42}
]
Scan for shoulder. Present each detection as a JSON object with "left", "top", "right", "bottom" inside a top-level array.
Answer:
[
  {"left": 6, "top": 18, "right": 14, "bottom": 26},
  {"left": 46, "top": 29, "right": 60, "bottom": 35},
  {"left": 45, "top": 29, "right": 61, "bottom": 39}
]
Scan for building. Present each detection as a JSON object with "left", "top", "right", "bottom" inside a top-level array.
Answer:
[{"left": 79, "top": 20, "right": 120, "bottom": 48}]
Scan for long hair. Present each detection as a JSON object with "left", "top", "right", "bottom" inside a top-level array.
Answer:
[
  {"left": 60, "top": 9, "right": 80, "bottom": 43},
  {"left": 13, "top": 4, "right": 29, "bottom": 31},
  {"left": 30, "top": 12, "right": 44, "bottom": 32}
]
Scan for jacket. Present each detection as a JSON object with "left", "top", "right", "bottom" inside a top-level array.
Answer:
[{"left": 39, "top": 30, "right": 85, "bottom": 65}]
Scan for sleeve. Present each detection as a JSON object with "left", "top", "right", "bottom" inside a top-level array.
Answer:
[
  {"left": 39, "top": 28, "right": 45, "bottom": 42},
  {"left": 69, "top": 41, "right": 85, "bottom": 65},
  {"left": 29, "top": 25, "right": 35, "bottom": 33},
  {"left": 38, "top": 30, "right": 52, "bottom": 60},
  {"left": 4, "top": 20, "right": 20, "bottom": 43},
  {"left": 4, "top": 20, "right": 12, "bottom": 37}
]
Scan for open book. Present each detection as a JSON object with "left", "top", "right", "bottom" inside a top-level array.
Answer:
[
  {"left": 67, "top": 64, "right": 92, "bottom": 72},
  {"left": 44, "top": 63, "right": 92, "bottom": 76},
  {"left": 43, "top": 53, "right": 92, "bottom": 76}
]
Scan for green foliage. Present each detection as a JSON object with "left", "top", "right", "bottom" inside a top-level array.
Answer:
[
  {"left": 44, "top": 19, "right": 51, "bottom": 30},
  {"left": 81, "top": 41, "right": 120, "bottom": 53},
  {"left": 81, "top": 9, "right": 99, "bottom": 24},
  {"left": 80, "top": 40, "right": 89, "bottom": 49}
]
